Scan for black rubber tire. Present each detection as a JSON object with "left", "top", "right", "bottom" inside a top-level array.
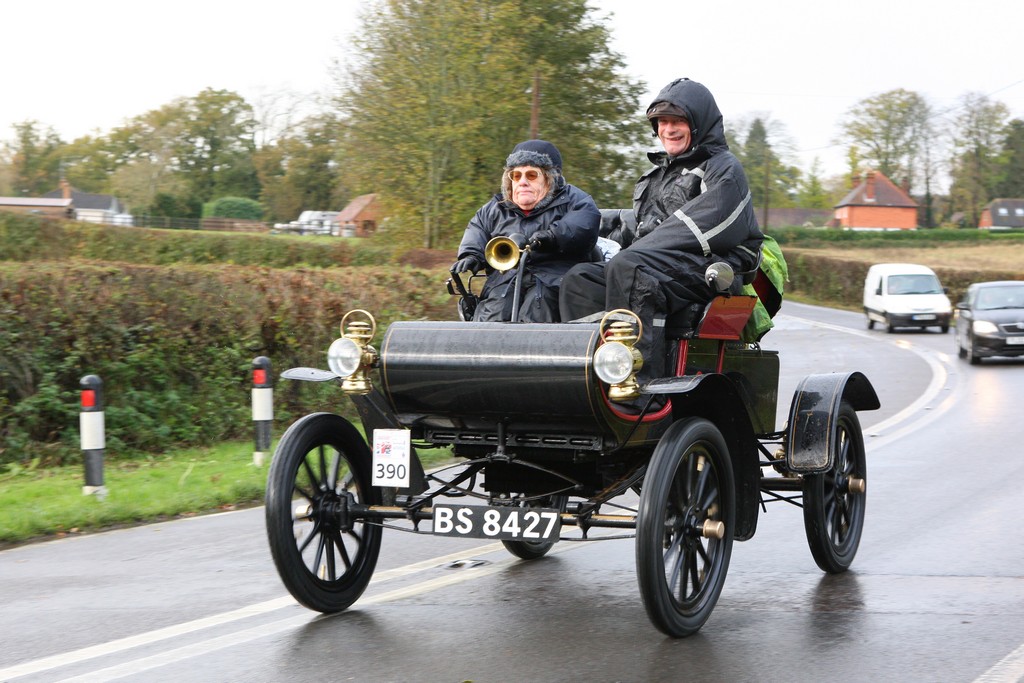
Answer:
[
  {"left": 939, "top": 323, "right": 949, "bottom": 334},
  {"left": 885, "top": 315, "right": 895, "bottom": 333},
  {"left": 502, "top": 495, "right": 569, "bottom": 560},
  {"left": 636, "top": 418, "right": 735, "bottom": 637},
  {"left": 866, "top": 318, "right": 875, "bottom": 330},
  {"left": 265, "top": 413, "right": 382, "bottom": 613},
  {"left": 802, "top": 401, "right": 866, "bottom": 573},
  {"left": 957, "top": 330, "right": 967, "bottom": 359}
]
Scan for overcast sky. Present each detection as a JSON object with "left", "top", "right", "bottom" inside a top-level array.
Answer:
[{"left": 4, "top": 0, "right": 1024, "bottom": 181}]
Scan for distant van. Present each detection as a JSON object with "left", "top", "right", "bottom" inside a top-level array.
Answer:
[{"left": 863, "top": 263, "right": 952, "bottom": 333}]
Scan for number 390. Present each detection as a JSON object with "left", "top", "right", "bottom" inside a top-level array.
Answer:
[{"left": 375, "top": 463, "right": 407, "bottom": 479}]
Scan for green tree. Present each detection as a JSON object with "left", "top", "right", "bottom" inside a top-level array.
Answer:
[
  {"left": 58, "top": 133, "right": 125, "bottom": 194},
  {"left": 796, "top": 158, "right": 834, "bottom": 209},
  {"left": 732, "top": 116, "right": 800, "bottom": 221},
  {"left": 995, "top": 119, "right": 1024, "bottom": 198},
  {"left": 148, "top": 192, "right": 202, "bottom": 220},
  {"left": 4, "top": 121, "right": 64, "bottom": 195},
  {"left": 947, "top": 92, "right": 1009, "bottom": 227},
  {"left": 255, "top": 112, "right": 347, "bottom": 223},
  {"left": 173, "top": 88, "right": 260, "bottom": 202},
  {"left": 838, "top": 89, "right": 931, "bottom": 190},
  {"left": 205, "top": 196, "right": 264, "bottom": 220},
  {"left": 339, "top": 0, "right": 644, "bottom": 248}
]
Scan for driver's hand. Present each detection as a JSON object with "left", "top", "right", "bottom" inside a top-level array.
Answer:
[
  {"left": 451, "top": 255, "right": 484, "bottom": 274},
  {"left": 529, "top": 229, "right": 557, "bottom": 252}
]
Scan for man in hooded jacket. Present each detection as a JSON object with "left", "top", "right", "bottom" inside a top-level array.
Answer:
[
  {"left": 559, "top": 78, "right": 764, "bottom": 381},
  {"left": 452, "top": 140, "right": 600, "bottom": 322}
]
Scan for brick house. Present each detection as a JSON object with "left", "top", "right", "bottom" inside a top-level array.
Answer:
[
  {"left": 979, "top": 199, "right": 1024, "bottom": 229},
  {"left": 337, "top": 193, "right": 381, "bottom": 237},
  {"left": 833, "top": 170, "right": 918, "bottom": 230}
]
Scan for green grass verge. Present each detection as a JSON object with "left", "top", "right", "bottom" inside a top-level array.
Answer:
[{"left": 0, "top": 439, "right": 453, "bottom": 547}]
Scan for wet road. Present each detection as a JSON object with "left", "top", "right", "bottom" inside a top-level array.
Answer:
[{"left": 2, "top": 301, "right": 1023, "bottom": 682}]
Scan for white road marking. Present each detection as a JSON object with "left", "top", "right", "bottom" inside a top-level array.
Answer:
[
  {"left": 61, "top": 543, "right": 582, "bottom": 682},
  {"left": 0, "top": 542, "right": 506, "bottom": 681},
  {"left": 972, "top": 641, "right": 1024, "bottom": 683},
  {"left": 779, "top": 312, "right": 954, "bottom": 449}
]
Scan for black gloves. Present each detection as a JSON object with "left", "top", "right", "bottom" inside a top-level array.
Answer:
[
  {"left": 529, "top": 229, "right": 557, "bottom": 252},
  {"left": 451, "top": 255, "right": 484, "bottom": 274}
]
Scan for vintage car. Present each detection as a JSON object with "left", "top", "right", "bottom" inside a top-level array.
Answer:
[{"left": 264, "top": 224, "right": 880, "bottom": 637}]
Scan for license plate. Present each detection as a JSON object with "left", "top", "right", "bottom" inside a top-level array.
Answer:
[
  {"left": 912, "top": 314, "right": 936, "bottom": 321},
  {"left": 432, "top": 504, "right": 561, "bottom": 541},
  {"left": 1008, "top": 336, "right": 1024, "bottom": 345}
]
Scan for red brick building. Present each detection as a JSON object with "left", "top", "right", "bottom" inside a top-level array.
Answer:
[{"left": 833, "top": 170, "right": 918, "bottom": 230}]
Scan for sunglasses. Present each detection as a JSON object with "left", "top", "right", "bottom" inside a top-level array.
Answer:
[{"left": 508, "top": 169, "right": 542, "bottom": 182}]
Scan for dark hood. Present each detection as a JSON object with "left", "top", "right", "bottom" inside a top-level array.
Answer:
[{"left": 646, "top": 78, "right": 728, "bottom": 163}]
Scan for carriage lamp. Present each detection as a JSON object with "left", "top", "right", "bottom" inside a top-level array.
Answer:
[
  {"left": 327, "top": 310, "right": 378, "bottom": 395},
  {"left": 595, "top": 310, "right": 644, "bottom": 402}
]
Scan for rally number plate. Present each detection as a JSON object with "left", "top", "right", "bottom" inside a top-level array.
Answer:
[
  {"left": 1008, "top": 336, "right": 1024, "bottom": 345},
  {"left": 432, "top": 504, "right": 561, "bottom": 541},
  {"left": 912, "top": 314, "right": 936, "bottom": 321}
]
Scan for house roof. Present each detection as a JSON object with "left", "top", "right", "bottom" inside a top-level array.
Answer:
[
  {"left": 42, "top": 186, "right": 121, "bottom": 212},
  {"left": 0, "top": 197, "right": 73, "bottom": 208},
  {"left": 338, "top": 193, "right": 377, "bottom": 222},
  {"left": 984, "top": 198, "right": 1024, "bottom": 228},
  {"left": 834, "top": 170, "right": 918, "bottom": 209}
]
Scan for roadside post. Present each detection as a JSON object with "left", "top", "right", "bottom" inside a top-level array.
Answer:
[
  {"left": 79, "top": 374, "right": 108, "bottom": 500},
  {"left": 252, "top": 357, "right": 273, "bottom": 466}
]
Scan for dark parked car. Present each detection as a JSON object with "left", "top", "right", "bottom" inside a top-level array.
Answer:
[{"left": 955, "top": 281, "right": 1024, "bottom": 364}]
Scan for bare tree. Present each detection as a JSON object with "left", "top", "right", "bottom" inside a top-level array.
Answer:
[{"left": 838, "top": 88, "right": 932, "bottom": 190}]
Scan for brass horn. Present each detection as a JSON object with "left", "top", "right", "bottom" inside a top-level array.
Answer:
[{"left": 484, "top": 234, "right": 527, "bottom": 272}]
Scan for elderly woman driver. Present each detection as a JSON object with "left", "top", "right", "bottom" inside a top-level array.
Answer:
[{"left": 451, "top": 140, "right": 600, "bottom": 322}]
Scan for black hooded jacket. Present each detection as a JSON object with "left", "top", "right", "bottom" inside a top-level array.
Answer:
[
  {"left": 631, "top": 78, "right": 763, "bottom": 275},
  {"left": 457, "top": 181, "right": 600, "bottom": 288}
]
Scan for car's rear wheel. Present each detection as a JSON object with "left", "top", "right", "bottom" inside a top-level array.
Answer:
[
  {"left": 802, "top": 401, "right": 866, "bottom": 573},
  {"left": 502, "top": 494, "right": 568, "bottom": 560}
]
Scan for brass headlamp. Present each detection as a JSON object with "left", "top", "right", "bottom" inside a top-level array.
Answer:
[
  {"left": 327, "top": 309, "right": 378, "bottom": 395},
  {"left": 595, "top": 309, "right": 644, "bottom": 402}
]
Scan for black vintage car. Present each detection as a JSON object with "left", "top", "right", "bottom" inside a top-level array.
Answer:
[
  {"left": 955, "top": 280, "right": 1024, "bottom": 364},
  {"left": 264, "top": 226, "right": 879, "bottom": 637}
]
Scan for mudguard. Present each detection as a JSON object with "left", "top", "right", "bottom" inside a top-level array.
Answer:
[
  {"left": 279, "top": 368, "right": 428, "bottom": 499},
  {"left": 785, "top": 371, "right": 880, "bottom": 473}
]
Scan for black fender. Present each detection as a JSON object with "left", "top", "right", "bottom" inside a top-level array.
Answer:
[
  {"left": 279, "top": 368, "right": 428, "bottom": 499},
  {"left": 785, "top": 371, "right": 880, "bottom": 473},
  {"left": 645, "top": 373, "right": 762, "bottom": 541}
]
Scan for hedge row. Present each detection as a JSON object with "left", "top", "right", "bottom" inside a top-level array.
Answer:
[
  {"left": 0, "top": 259, "right": 454, "bottom": 466},
  {"left": 3, "top": 213, "right": 1023, "bottom": 467},
  {"left": 770, "top": 226, "right": 1024, "bottom": 248},
  {"left": 783, "top": 248, "right": 1023, "bottom": 307},
  {"left": 0, "top": 213, "right": 398, "bottom": 269}
]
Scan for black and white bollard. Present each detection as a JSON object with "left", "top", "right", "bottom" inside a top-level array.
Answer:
[
  {"left": 251, "top": 357, "right": 273, "bottom": 466},
  {"left": 79, "top": 374, "right": 108, "bottom": 500}
]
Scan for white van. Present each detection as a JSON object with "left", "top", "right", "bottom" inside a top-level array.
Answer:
[{"left": 863, "top": 263, "right": 952, "bottom": 333}]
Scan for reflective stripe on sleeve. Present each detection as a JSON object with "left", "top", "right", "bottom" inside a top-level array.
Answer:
[{"left": 673, "top": 190, "right": 753, "bottom": 258}]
